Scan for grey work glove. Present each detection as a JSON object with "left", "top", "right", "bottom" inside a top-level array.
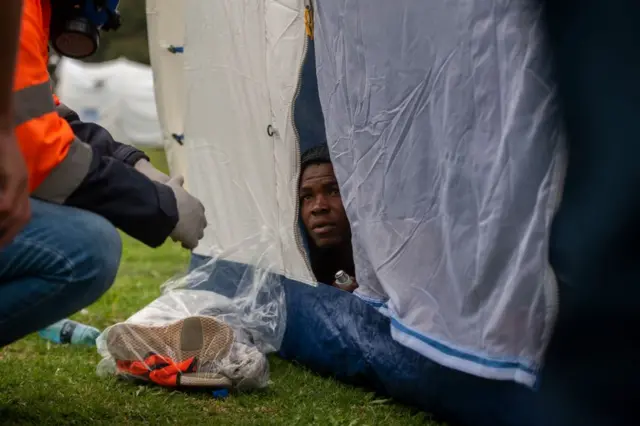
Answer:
[
  {"left": 134, "top": 159, "right": 171, "bottom": 184},
  {"left": 166, "top": 176, "right": 207, "bottom": 250}
]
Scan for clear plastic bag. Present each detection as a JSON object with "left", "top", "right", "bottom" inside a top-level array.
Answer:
[{"left": 96, "top": 232, "right": 286, "bottom": 392}]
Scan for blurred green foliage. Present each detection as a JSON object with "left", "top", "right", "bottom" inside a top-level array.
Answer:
[{"left": 86, "top": 0, "right": 150, "bottom": 65}]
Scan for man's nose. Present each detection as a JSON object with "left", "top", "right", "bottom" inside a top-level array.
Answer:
[{"left": 311, "top": 195, "right": 330, "bottom": 213}]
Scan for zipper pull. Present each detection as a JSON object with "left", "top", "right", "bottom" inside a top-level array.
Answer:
[{"left": 304, "top": 5, "right": 314, "bottom": 40}]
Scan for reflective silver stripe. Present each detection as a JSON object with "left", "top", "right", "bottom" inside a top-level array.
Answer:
[
  {"left": 55, "top": 102, "right": 75, "bottom": 120},
  {"left": 32, "top": 137, "right": 93, "bottom": 204},
  {"left": 13, "top": 80, "right": 56, "bottom": 126}
]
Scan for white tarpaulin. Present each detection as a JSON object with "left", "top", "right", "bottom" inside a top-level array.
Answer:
[{"left": 55, "top": 57, "right": 163, "bottom": 148}]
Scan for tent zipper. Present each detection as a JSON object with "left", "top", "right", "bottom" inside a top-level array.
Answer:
[{"left": 291, "top": 1, "right": 314, "bottom": 279}]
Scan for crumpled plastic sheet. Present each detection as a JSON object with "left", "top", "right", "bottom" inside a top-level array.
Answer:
[{"left": 96, "top": 233, "right": 286, "bottom": 392}]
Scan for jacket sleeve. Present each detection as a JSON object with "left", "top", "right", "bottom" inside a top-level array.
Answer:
[
  {"left": 52, "top": 103, "right": 179, "bottom": 248},
  {"left": 55, "top": 101, "right": 149, "bottom": 166},
  {"left": 64, "top": 153, "right": 179, "bottom": 248}
]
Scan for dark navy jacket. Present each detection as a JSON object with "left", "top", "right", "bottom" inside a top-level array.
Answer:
[{"left": 58, "top": 105, "right": 179, "bottom": 248}]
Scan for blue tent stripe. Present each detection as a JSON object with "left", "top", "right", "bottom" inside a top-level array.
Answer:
[{"left": 390, "top": 318, "right": 537, "bottom": 374}]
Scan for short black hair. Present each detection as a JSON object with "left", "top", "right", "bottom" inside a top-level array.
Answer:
[{"left": 301, "top": 144, "right": 331, "bottom": 173}]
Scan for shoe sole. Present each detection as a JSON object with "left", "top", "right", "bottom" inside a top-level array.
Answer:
[{"left": 106, "top": 315, "right": 235, "bottom": 388}]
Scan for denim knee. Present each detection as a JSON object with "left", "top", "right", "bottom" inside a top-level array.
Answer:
[
  {"left": 65, "top": 211, "right": 122, "bottom": 305},
  {"left": 0, "top": 203, "right": 122, "bottom": 346}
]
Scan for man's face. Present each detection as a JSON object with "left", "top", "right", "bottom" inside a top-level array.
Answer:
[{"left": 299, "top": 163, "right": 350, "bottom": 248}]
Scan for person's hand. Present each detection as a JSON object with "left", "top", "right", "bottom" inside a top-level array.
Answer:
[
  {"left": 0, "top": 129, "right": 30, "bottom": 247},
  {"left": 134, "top": 158, "right": 170, "bottom": 184},
  {"left": 165, "top": 175, "right": 207, "bottom": 250}
]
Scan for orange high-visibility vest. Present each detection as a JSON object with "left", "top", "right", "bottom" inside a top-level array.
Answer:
[{"left": 13, "top": 0, "right": 76, "bottom": 192}]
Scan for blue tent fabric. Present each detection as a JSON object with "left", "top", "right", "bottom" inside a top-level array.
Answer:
[{"left": 190, "top": 254, "right": 538, "bottom": 426}]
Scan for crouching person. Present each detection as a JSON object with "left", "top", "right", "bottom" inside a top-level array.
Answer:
[{"left": 0, "top": 0, "right": 207, "bottom": 348}]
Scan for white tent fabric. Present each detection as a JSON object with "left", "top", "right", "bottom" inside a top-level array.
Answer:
[
  {"left": 151, "top": 0, "right": 567, "bottom": 388},
  {"left": 312, "top": 0, "right": 566, "bottom": 386},
  {"left": 146, "top": 0, "right": 188, "bottom": 181},
  {"left": 55, "top": 57, "right": 162, "bottom": 148},
  {"left": 182, "top": 0, "right": 314, "bottom": 283}
]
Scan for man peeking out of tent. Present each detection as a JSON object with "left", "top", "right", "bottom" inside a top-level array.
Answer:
[
  {"left": 0, "top": 0, "right": 207, "bottom": 349},
  {"left": 299, "top": 145, "right": 357, "bottom": 292}
]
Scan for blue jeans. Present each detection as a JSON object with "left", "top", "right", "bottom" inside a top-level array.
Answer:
[{"left": 0, "top": 199, "right": 122, "bottom": 348}]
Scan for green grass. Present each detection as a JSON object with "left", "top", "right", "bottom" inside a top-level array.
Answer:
[{"left": 0, "top": 150, "right": 439, "bottom": 425}]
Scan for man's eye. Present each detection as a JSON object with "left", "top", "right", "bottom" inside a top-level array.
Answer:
[
  {"left": 330, "top": 189, "right": 340, "bottom": 196},
  {"left": 301, "top": 195, "right": 312, "bottom": 202}
]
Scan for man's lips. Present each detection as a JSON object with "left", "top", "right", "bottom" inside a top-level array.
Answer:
[{"left": 312, "top": 224, "right": 336, "bottom": 235}]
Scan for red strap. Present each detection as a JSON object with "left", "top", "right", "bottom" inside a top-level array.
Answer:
[
  {"left": 116, "top": 359, "right": 158, "bottom": 377},
  {"left": 116, "top": 355, "right": 196, "bottom": 387},
  {"left": 149, "top": 358, "right": 196, "bottom": 387}
]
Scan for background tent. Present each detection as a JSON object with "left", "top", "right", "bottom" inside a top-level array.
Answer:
[
  {"left": 55, "top": 57, "right": 162, "bottom": 148},
  {"left": 145, "top": 1, "right": 564, "bottom": 425}
]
